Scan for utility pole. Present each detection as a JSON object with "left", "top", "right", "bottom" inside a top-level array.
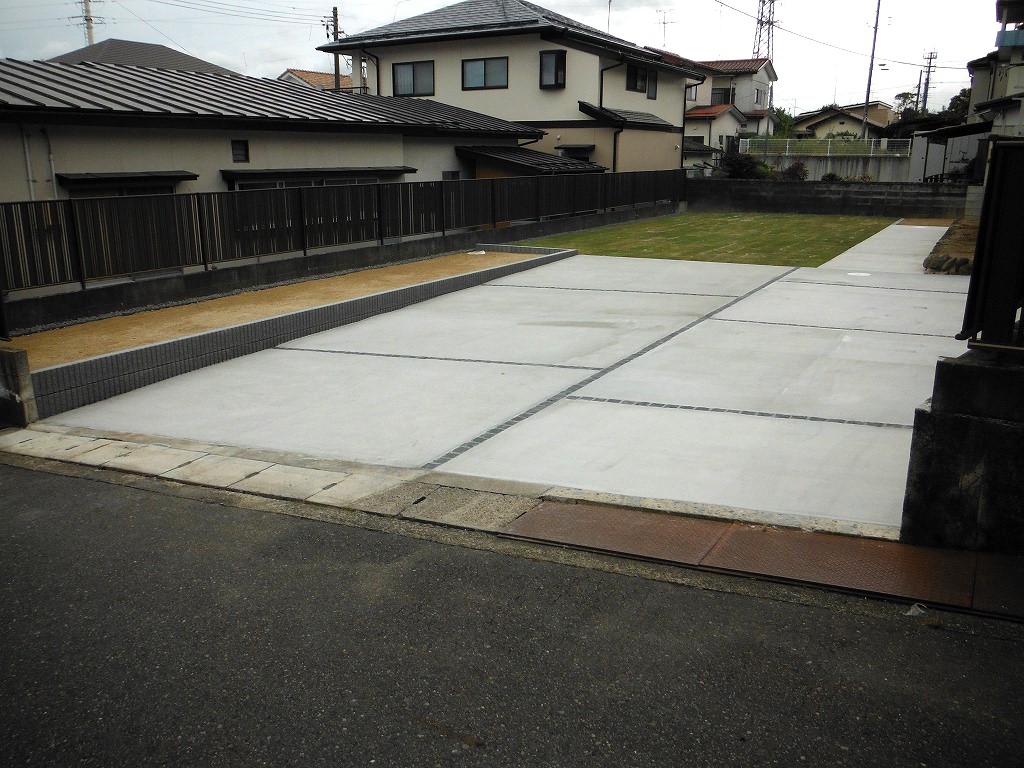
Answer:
[
  {"left": 324, "top": 7, "right": 343, "bottom": 90},
  {"left": 332, "top": 7, "right": 341, "bottom": 90},
  {"left": 914, "top": 70, "right": 923, "bottom": 112},
  {"left": 607, "top": 0, "right": 611, "bottom": 33},
  {"left": 78, "top": 0, "right": 96, "bottom": 45},
  {"left": 859, "top": 0, "right": 881, "bottom": 140},
  {"left": 921, "top": 51, "right": 937, "bottom": 113}
]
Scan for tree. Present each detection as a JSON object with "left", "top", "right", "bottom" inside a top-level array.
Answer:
[
  {"left": 940, "top": 88, "right": 971, "bottom": 121},
  {"left": 894, "top": 91, "right": 918, "bottom": 118},
  {"left": 773, "top": 106, "right": 795, "bottom": 138}
]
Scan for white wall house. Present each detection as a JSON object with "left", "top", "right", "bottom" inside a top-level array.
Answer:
[{"left": 324, "top": 0, "right": 706, "bottom": 172}]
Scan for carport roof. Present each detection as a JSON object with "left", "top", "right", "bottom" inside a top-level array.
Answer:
[{"left": 0, "top": 58, "right": 543, "bottom": 138}]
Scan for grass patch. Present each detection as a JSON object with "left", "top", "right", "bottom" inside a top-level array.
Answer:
[{"left": 519, "top": 212, "right": 895, "bottom": 268}]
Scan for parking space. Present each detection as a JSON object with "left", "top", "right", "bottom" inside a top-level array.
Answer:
[{"left": 41, "top": 223, "right": 968, "bottom": 532}]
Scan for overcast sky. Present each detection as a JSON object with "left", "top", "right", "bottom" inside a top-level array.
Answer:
[{"left": 0, "top": 0, "right": 997, "bottom": 114}]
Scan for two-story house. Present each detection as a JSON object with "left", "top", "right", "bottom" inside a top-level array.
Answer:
[
  {"left": 681, "top": 57, "right": 777, "bottom": 153},
  {"left": 322, "top": 0, "right": 705, "bottom": 172}
]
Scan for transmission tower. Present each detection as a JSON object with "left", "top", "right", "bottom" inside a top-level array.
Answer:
[{"left": 752, "top": 0, "right": 775, "bottom": 60}]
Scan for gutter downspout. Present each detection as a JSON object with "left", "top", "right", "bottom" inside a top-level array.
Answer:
[
  {"left": 598, "top": 59, "right": 624, "bottom": 109},
  {"left": 680, "top": 79, "right": 688, "bottom": 170},
  {"left": 612, "top": 124, "right": 624, "bottom": 172},
  {"left": 41, "top": 128, "right": 58, "bottom": 199},
  {"left": 20, "top": 125, "right": 35, "bottom": 201},
  {"left": 362, "top": 49, "right": 381, "bottom": 94}
]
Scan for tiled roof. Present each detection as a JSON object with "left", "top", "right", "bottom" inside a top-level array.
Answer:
[
  {"left": 795, "top": 107, "right": 885, "bottom": 130},
  {"left": 49, "top": 39, "right": 237, "bottom": 76},
  {"left": 681, "top": 138, "right": 720, "bottom": 153},
  {"left": 456, "top": 145, "right": 606, "bottom": 174},
  {"left": 644, "top": 48, "right": 724, "bottom": 74},
  {"left": 578, "top": 101, "right": 675, "bottom": 129},
  {"left": 279, "top": 69, "right": 353, "bottom": 89},
  {"left": 0, "top": 59, "right": 542, "bottom": 138},
  {"left": 685, "top": 104, "right": 737, "bottom": 118},
  {"left": 698, "top": 58, "right": 770, "bottom": 74},
  {"left": 327, "top": 0, "right": 702, "bottom": 77}
]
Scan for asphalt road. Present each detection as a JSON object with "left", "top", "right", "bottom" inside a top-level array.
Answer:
[{"left": 1, "top": 460, "right": 1022, "bottom": 767}]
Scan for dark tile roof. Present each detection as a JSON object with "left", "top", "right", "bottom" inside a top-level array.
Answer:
[
  {"left": 327, "top": 0, "right": 702, "bottom": 77},
  {"left": 0, "top": 59, "right": 542, "bottom": 138},
  {"left": 49, "top": 39, "right": 237, "bottom": 76},
  {"left": 456, "top": 145, "right": 606, "bottom": 173},
  {"left": 681, "top": 138, "right": 720, "bottom": 153},
  {"left": 578, "top": 102, "right": 675, "bottom": 130}
]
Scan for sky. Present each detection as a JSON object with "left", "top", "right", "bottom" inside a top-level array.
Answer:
[{"left": 0, "top": 0, "right": 998, "bottom": 115}]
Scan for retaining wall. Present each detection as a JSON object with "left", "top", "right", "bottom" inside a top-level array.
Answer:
[{"left": 686, "top": 180, "right": 967, "bottom": 218}]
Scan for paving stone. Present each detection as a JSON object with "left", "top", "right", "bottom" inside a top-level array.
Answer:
[
  {"left": 161, "top": 454, "right": 273, "bottom": 488},
  {"left": 0, "top": 430, "right": 74, "bottom": 455},
  {"left": 419, "top": 470, "right": 553, "bottom": 498},
  {"left": 402, "top": 486, "right": 539, "bottom": 531},
  {"left": 230, "top": 464, "right": 348, "bottom": 501},
  {"left": 70, "top": 441, "right": 146, "bottom": 466},
  {"left": 307, "top": 472, "right": 410, "bottom": 509},
  {"left": 346, "top": 481, "right": 437, "bottom": 516},
  {"left": 103, "top": 444, "right": 208, "bottom": 475}
]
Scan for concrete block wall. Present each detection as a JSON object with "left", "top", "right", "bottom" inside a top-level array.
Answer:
[
  {"left": 0, "top": 346, "right": 37, "bottom": 426},
  {"left": 687, "top": 180, "right": 968, "bottom": 218}
]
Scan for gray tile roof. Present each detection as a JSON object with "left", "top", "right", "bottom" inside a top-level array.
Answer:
[
  {"left": 328, "top": 0, "right": 701, "bottom": 76},
  {"left": 578, "top": 102, "right": 675, "bottom": 130},
  {"left": 0, "top": 59, "right": 542, "bottom": 138},
  {"left": 456, "top": 144, "right": 606, "bottom": 173},
  {"left": 49, "top": 39, "right": 238, "bottom": 76}
]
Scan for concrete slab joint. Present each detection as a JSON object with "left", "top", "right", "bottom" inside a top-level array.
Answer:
[{"left": 0, "top": 346, "right": 37, "bottom": 426}]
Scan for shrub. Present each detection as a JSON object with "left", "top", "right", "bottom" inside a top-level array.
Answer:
[
  {"left": 719, "top": 152, "right": 775, "bottom": 180},
  {"left": 820, "top": 172, "right": 843, "bottom": 182},
  {"left": 780, "top": 161, "right": 809, "bottom": 181}
]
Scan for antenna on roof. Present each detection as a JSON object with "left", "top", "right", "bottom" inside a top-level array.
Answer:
[{"left": 656, "top": 9, "right": 675, "bottom": 48}]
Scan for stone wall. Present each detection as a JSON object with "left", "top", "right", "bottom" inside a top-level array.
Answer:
[
  {"left": 902, "top": 351, "right": 1024, "bottom": 553},
  {"left": 686, "top": 179, "right": 967, "bottom": 218}
]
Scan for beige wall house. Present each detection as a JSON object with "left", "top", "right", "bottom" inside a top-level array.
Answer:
[
  {"left": 0, "top": 58, "right": 591, "bottom": 203},
  {"left": 323, "top": 0, "right": 706, "bottom": 172},
  {"left": 683, "top": 57, "right": 778, "bottom": 138}
]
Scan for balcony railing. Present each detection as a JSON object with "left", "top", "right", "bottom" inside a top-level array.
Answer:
[{"left": 738, "top": 137, "right": 911, "bottom": 157}]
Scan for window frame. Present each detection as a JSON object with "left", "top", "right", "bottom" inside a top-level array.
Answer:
[
  {"left": 392, "top": 60, "right": 435, "bottom": 96},
  {"left": 231, "top": 139, "right": 250, "bottom": 163},
  {"left": 539, "top": 49, "right": 566, "bottom": 89},
  {"left": 461, "top": 56, "right": 509, "bottom": 91},
  {"left": 626, "top": 64, "right": 657, "bottom": 100}
]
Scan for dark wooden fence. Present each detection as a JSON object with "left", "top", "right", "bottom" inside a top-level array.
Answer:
[
  {"left": 0, "top": 170, "right": 685, "bottom": 294},
  {"left": 957, "top": 139, "right": 1024, "bottom": 355}
]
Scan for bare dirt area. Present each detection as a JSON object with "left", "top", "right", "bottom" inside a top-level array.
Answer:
[
  {"left": 922, "top": 220, "right": 979, "bottom": 275},
  {"left": 10, "top": 251, "right": 533, "bottom": 371}
]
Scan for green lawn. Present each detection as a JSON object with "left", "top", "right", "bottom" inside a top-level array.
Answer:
[{"left": 519, "top": 212, "right": 895, "bottom": 268}]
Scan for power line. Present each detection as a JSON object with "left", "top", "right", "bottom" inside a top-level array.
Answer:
[{"left": 710, "top": 0, "right": 968, "bottom": 70}]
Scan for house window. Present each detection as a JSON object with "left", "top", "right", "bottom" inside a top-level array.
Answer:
[
  {"left": 540, "top": 50, "right": 566, "bottom": 89},
  {"left": 626, "top": 65, "right": 657, "bottom": 99},
  {"left": 755, "top": 88, "right": 764, "bottom": 105},
  {"left": 393, "top": 60, "right": 434, "bottom": 96},
  {"left": 685, "top": 84, "right": 698, "bottom": 100},
  {"left": 710, "top": 87, "right": 733, "bottom": 105},
  {"left": 231, "top": 140, "right": 250, "bottom": 163},
  {"left": 462, "top": 57, "right": 508, "bottom": 90},
  {"left": 442, "top": 170, "right": 461, "bottom": 181}
]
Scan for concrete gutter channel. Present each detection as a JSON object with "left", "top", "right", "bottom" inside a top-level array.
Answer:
[{"left": 1, "top": 422, "right": 1021, "bottom": 622}]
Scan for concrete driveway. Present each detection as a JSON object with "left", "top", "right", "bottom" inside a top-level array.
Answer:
[{"left": 44, "top": 223, "right": 968, "bottom": 533}]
